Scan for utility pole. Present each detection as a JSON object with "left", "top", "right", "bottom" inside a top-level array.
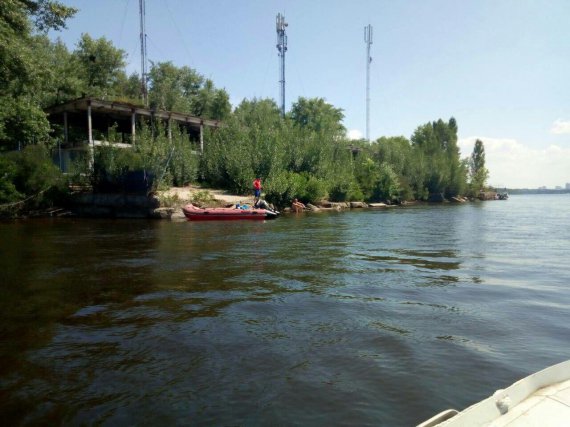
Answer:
[
  {"left": 364, "top": 24, "right": 373, "bottom": 141},
  {"left": 276, "top": 13, "right": 288, "bottom": 117},
  {"left": 139, "top": 0, "right": 148, "bottom": 106}
]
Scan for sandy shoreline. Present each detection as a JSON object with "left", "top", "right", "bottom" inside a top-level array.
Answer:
[{"left": 161, "top": 185, "right": 254, "bottom": 207}]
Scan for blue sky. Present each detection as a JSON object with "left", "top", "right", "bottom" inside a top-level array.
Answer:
[{"left": 50, "top": 0, "right": 570, "bottom": 188}]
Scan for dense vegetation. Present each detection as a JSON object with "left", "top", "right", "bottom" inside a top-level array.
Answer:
[{"left": 0, "top": 0, "right": 490, "bottom": 215}]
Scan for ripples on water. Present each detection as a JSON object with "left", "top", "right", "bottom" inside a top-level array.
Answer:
[{"left": 1, "top": 195, "right": 569, "bottom": 425}]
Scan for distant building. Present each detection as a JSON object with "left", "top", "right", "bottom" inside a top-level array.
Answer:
[
  {"left": 555, "top": 186, "right": 562, "bottom": 190},
  {"left": 45, "top": 97, "right": 221, "bottom": 171},
  {"left": 538, "top": 186, "right": 547, "bottom": 190},
  {"left": 566, "top": 183, "right": 570, "bottom": 190}
]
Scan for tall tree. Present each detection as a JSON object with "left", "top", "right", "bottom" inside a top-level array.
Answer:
[
  {"left": 0, "top": 0, "right": 76, "bottom": 149},
  {"left": 409, "top": 118, "right": 466, "bottom": 198},
  {"left": 148, "top": 61, "right": 201, "bottom": 111},
  {"left": 289, "top": 97, "right": 345, "bottom": 135},
  {"left": 147, "top": 62, "right": 230, "bottom": 120},
  {"left": 372, "top": 136, "right": 411, "bottom": 177},
  {"left": 73, "top": 34, "right": 127, "bottom": 98},
  {"left": 115, "top": 72, "right": 143, "bottom": 104},
  {"left": 190, "top": 79, "right": 231, "bottom": 120},
  {"left": 469, "top": 139, "right": 489, "bottom": 193},
  {"left": 233, "top": 98, "right": 281, "bottom": 128}
]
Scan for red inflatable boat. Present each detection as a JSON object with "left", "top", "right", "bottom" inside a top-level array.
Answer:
[{"left": 182, "top": 204, "right": 278, "bottom": 221}]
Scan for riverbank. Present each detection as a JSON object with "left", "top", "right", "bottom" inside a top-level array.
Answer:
[
  {"left": 156, "top": 185, "right": 256, "bottom": 220},
  {"left": 161, "top": 185, "right": 254, "bottom": 207},
  {"left": 158, "top": 185, "right": 409, "bottom": 220},
  {"left": 2, "top": 184, "right": 480, "bottom": 220}
]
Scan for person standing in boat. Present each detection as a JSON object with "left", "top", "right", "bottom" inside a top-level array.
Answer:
[{"left": 252, "top": 176, "right": 262, "bottom": 205}]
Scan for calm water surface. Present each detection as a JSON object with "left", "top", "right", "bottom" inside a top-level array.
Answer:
[{"left": 1, "top": 194, "right": 569, "bottom": 426}]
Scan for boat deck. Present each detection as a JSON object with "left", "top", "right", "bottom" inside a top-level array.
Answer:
[
  {"left": 418, "top": 360, "right": 570, "bottom": 427},
  {"left": 491, "top": 378, "right": 570, "bottom": 426}
]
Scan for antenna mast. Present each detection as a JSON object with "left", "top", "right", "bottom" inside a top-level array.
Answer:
[
  {"left": 139, "top": 0, "right": 148, "bottom": 106},
  {"left": 364, "top": 24, "right": 373, "bottom": 141},
  {"left": 276, "top": 13, "right": 288, "bottom": 117}
]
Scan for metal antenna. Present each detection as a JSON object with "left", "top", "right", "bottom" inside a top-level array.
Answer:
[
  {"left": 139, "top": 0, "right": 148, "bottom": 106},
  {"left": 364, "top": 24, "right": 373, "bottom": 141},
  {"left": 276, "top": 13, "right": 288, "bottom": 117}
]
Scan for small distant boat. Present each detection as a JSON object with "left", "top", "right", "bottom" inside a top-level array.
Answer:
[
  {"left": 182, "top": 203, "right": 278, "bottom": 221},
  {"left": 497, "top": 192, "right": 509, "bottom": 200},
  {"left": 417, "top": 359, "right": 570, "bottom": 426}
]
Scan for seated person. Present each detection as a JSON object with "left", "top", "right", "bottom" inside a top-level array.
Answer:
[
  {"left": 291, "top": 198, "right": 306, "bottom": 213},
  {"left": 254, "top": 199, "right": 271, "bottom": 210}
]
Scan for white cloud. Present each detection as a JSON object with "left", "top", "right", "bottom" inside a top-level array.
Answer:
[
  {"left": 459, "top": 137, "right": 570, "bottom": 188},
  {"left": 347, "top": 129, "right": 363, "bottom": 140},
  {"left": 551, "top": 119, "right": 570, "bottom": 135}
]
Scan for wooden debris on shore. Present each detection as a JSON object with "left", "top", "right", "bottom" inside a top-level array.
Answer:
[
  {"left": 450, "top": 196, "right": 468, "bottom": 203},
  {"left": 349, "top": 201, "right": 368, "bottom": 208}
]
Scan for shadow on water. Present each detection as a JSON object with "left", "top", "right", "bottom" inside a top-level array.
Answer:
[
  {"left": 0, "top": 219, "right": 164, "bottom": 421},
  {"left": 0, "top": 216, "right": 355, "bottom": 424}
]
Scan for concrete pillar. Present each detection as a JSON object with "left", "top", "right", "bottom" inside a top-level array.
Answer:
[
  {"left": 200, "top": 123, "right": 204, "bottom": 153},
  {"left": 63, "top": 111, "right": 68, "bottom": 145},
  {"left": 168, "top": 116, "right": 172, "bottom": 142},
  {"left": 87, "top": 102, "right": 94, "bottom": 167},
  {"left": 131, "top": 111, "right": 136, "bottom": 145}
]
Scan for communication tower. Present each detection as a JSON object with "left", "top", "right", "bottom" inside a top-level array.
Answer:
[
  {"left": 139, "top": 0, "right": 148, "bottom": 106},
  {"left": 364, "top": 24, "right": 373, "bottom": 141},
  {"left": 276, "top": 13, "right": 288, "bottom": 117}
]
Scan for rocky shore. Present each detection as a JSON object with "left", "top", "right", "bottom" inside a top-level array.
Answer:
[
  {"left": 61, "top": 186, "right": 483, "bottom": 220},
  {"left": 156, "top": 186, "right": 403, "bottom": 221}
]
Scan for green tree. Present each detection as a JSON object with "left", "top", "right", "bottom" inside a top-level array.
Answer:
[
  {"left": 410, "top": 123, "right": 447, "bottom": 196},
  {"left": 0, "top": 0, "right": 76, "bottom": 150},
  {"left": 469, "top": 139, "right": 489, "bottom": 194},
  {"left": 73, "top": 33, "right": 127, "bottom": 98},
  {"left": 0, "top": 155, "right": 22, "bottom": 204},
  {"left": 372, "top": 136, "right": 411, "bottom": 176},
  {"left": 409, "top": 118, "right": 466, "bottom": 199},
  {"left": 147, "top": 62, "right": 230, "bottom": 120},
  {"left": 373, "top": 163, "right": 401, "bottom": 202},
  {"left": 148, "top": 61, "right": 201, "bottom": 111},
  {"left": 40, "top": 37, "right": 84, "bottom": 104},
  {"left": 200, "top": 94, "right": 357, "bottom": 205},
  {"left": 113, "top": 72, "right": 143, "bottom": 105},
  {"left": 2, "top": 144, "right": 67, "bottom": 209},
  {"left": 289, "top": 97, "right": 345, "bottom": 135},
  {"left": 233, "top": 98, "right": 281, "bottom": 128},
  {"left": 0, "top": 1, "right": 76, "bottom": 91}
]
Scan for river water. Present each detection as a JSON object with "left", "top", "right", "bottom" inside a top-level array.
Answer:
[{"left": 1, "top": 194, "right": 569, "bottom": 426}]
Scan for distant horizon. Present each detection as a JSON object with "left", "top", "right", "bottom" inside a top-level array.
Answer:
[{"left": 505, "top": 187, "right": 570, "bottom": 192}]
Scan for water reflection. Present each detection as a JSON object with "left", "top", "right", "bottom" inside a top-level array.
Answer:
[{"left": 1, "top": 197, "right": 569, "bottom": 425}]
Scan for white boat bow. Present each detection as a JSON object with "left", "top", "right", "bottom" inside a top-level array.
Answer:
[{"left": 418, "top": 359, "right": 570, "bottom": 426}]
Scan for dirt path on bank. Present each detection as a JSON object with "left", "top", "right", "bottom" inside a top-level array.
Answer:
[{"left": 161, "top": 185, "right": 254, "bottom": 206}]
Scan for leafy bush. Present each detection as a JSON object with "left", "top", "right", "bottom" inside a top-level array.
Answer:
[
  {"left": 92, "top": 144, "right": 146, "bottom": 193},
  {"left": 158, "top": 192, "right": 180, "bottom": 208},
  {"left": 264, "top": 171, "right": 305, "bottom": 207},
  {"left": 371, "top": 163, "right": 401, "bottom": 202},
  {"left": 89, "top": 121, "right": 201, "bottom": 193},
  {"left": 300, "top": 174, "right": 328, "bottom": 202},
  {"left": 191, "top": 190, "right": 216, "bottom": 206},
  {"left": 328, "top": 181, "right": 352, "bottom": 202},
  {"left": 168, "top": 133, "right": 199, "bottom": 186},
  {"left": 1, "top": 145, "right": 68, "bottom": 212},
  {"left": 327, "top": 169, "right": 362, "bottom": 202},
  {"left": 0, "top": 155, "right": 22, "bottom": 204}
]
